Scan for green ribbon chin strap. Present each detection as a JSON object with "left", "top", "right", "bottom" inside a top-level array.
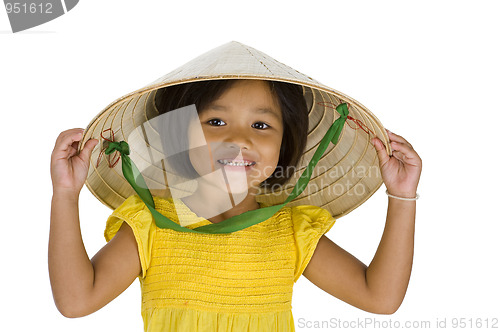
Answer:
[
  {"left": 330, "top": 103, "right": 348, "bottom": 145},
  {"left": 105, "top": 103, "right": 349, "bottom": 234}
]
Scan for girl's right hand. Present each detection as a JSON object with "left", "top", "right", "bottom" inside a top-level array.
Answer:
[{"left": 50, "top": 128, "right": 99, "bottom": 197}]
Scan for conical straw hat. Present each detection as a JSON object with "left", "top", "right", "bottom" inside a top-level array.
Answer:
[{"left": 80, "top": 41, "right": 391, "bottom": 219}]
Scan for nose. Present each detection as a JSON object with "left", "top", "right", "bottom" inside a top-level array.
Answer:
[{"left": 223, "top": 125, "right": 252, "bottom": 150}]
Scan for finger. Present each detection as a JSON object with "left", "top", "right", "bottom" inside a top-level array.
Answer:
[
  {"left": 71, "top": 140, "right": 79, "bottom": 152},
  {"left": 371, "top": 137, "right": 391, "bottom": 167},
  {"left": 386, "top": 129, "right": 413, "bottom": 149},
  {"left": 55, "top": 128, "right": 84, "bottom": 149},
  {"left": 52, "top": 129, "right": 84, "bottom": 159},
  {"left": 390, "top": 141, "right": 419, "bottom": 161},
  {"left": 78, "top": 139, "right": 99, "bottom": 162},
  {"left": 392, "top": 150, "right": 406, "bottom": 163}
]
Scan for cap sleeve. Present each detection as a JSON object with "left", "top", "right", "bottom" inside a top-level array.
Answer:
[
  {"left": 104, "top": 195, "right": 156, "bottom": 278},
  {"left": 291, "top": 205, "right": 336, "bottom": 283}
]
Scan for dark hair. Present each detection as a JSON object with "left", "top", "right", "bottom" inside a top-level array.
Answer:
[{"left": 154, "top": 79, "right": 308, "bottom": 187}]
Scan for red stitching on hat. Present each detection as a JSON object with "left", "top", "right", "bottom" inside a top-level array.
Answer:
[
  {"left": 317, "top": 101, "right": 376, "bottom": 137},
  {"left": 96, "top": 128, "right": 121, "bottom": 168}
]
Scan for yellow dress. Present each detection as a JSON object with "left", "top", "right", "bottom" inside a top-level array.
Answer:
[{"left": 104, "top": 195, "right": 336, "bottom": 332}]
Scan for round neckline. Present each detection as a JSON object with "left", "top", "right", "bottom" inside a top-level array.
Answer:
[{"left": 161, "top": 196, "right": 267, "bottom": 228}]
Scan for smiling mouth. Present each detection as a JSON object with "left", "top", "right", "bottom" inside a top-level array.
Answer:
[{"left": 217, "top": 159, "right": 256, "bottom": 167}]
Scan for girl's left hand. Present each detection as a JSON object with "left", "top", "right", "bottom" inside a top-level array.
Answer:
[{"left": 371, "top": 129, "right": 422, "bottom": 197}]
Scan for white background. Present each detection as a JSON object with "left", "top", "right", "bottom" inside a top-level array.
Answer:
[{"left": 1, "top": 1, "right": 499, "bottom": 331}]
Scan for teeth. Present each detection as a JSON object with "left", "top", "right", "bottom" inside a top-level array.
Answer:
[{"left": 218, "top": 159, "right": 255, "bottom": 167}]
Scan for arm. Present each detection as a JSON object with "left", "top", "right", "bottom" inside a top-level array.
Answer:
[
  {"left": 302, "top": 200, "right": 415, "bottom": 314},
  {"left": 48, "top": 129, "right": 141, "bottom": 318},
  {"left": 364, "top": 196, "right": 416, "bottom": 312},
  {"left": 303, "top": 129, "right": 421, "bottom": 314}
]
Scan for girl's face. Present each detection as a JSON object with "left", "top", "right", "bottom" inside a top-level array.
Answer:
[{"left": 188, "top": 80, "right": 284, "bottom": 194}]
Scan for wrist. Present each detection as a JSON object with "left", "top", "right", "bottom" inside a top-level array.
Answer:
[
  {"left": 52, "top": 188, "right": 80, "bottom": 203},
  {"left": 385, "top": 189, "right": 419, "bottom": 202},
  {"left": 386, "top": 188, "right": 417, "bottom": 198}
]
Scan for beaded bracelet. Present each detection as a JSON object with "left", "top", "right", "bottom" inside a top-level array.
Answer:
[{"left": 385, "top": 190, "right": 420, "bottom": 201}]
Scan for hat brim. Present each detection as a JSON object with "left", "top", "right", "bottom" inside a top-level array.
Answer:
[{"left": 80, "top": 41, "right": 391, "bottom": 219}]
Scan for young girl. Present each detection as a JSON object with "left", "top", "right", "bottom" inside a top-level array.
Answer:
[{"left": 49, "top": 42, "right": 422, "bottom": 331}]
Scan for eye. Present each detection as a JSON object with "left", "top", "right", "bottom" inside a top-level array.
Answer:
[
  {"left": 252, "top": 122, "right": 270, "bottom": 130},
  {"left": 207, "top": 118, "right": 226, "bottom": 126}
]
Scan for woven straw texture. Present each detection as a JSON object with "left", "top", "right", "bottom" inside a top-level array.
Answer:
[{"left": 80, "top": 41, "right": 391, "bottom": 219}]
